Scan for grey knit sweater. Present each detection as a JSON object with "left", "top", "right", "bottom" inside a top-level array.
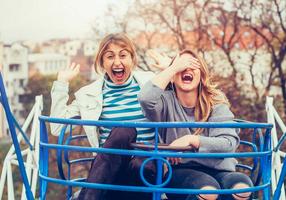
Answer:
[{"left": 138, "top": 81, "right": 240, "bottom": 171}]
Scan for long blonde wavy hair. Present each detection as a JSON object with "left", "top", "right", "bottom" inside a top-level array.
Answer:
[{"left": 176, "top": 49, "right": 230, "bottom": 135}]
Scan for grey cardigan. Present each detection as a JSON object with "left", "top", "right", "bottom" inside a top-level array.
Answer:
[{"left": 138, "top": 81, "right": 240, "bottom": 171}]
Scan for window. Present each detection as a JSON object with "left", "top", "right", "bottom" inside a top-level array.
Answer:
[
  {"left": 19, "top": 79, "right": 24, "bottom": 87},
  {"left": 9, "top": 64, "right": 20, "bottom": 72}
]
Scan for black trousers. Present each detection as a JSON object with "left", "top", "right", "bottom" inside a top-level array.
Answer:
[{"left": 77, "top": 127, "right": 156, "bottom": 200}]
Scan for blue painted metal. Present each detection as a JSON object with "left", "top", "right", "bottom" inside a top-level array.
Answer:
[
  {"left": 40, "top": 142, "right": 271, "bottom": 158},
  {"left": 139, "top": 156, "right": 172, "bottom": 188},
  {"left": 39, "top": 121, "right": 49, "bottom": 200},
  {"left": 38, "top": 173, "right": 271, "bottom": 194},
  {"left": 1, "top": 72, "right": 284, "bottom": 199},
  {"left": 273, "top": 130, "right": 286, "bottom": 152},
  {"left": 273, "top": 158, "right": 286, "bottom": 199},
  {"left": 0, "top": 72, "right": 34, "bottom": 200},
  {"left": 273, "top": 128, "right": 286, "bottom": 199},
  {"left": 39, "top": 116, "right": 277, "bottom": 200},
  {"left": 0, "top": 97, "right": 33, "bottom": 150},
  {"left": 39, "top": 115, "right": 273, "bottom": 129}
]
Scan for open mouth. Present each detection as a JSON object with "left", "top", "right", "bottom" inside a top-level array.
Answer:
[
  {"left": 181, "top": 73, "right": 193, "bottom": 82},
  {"left": 112, "top": 68, "right": 125, "bottom": 79}
]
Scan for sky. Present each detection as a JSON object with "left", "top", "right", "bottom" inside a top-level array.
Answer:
[{"left": 0, "top": 0, "right": 132, "bottom": 43}]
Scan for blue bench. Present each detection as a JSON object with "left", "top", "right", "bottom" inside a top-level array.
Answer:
[{"left": 39, "top": 116, "right": 277, "bottom": 200}]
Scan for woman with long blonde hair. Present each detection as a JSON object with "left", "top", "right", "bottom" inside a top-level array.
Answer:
[{"left": 139, "top": 49, "right": 253, "bottom": 200}]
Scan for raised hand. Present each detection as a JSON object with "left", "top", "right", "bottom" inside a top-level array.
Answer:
[
  {"left": 170, "top": 53, "right": 201, "bottom": 73},
  {"left": 57, "top": 63, "right": 80, "bottom": 83},
  {"left": 146, "top": 49, "right": 172, "bottom": 70}
]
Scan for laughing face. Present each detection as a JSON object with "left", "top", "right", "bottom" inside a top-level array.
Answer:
[
  {"left": 102, "top": 43, "right": 135, "bottom": 85},
  {"left": 173, "top": 53, "right": 201, "bottom": 93}
]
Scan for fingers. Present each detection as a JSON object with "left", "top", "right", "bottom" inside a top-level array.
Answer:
[
  {"left": 189, "top": 57, "right": 200, "bottom": 69},
  {"left": 146, "top": 49, "right": 157, "bottom": 60},
  {"left": 163, "top": 163, "right": 168, "bottom": 176},
  {"left": 151, "top": 63, "right": 166, "bottom": 70},
  {"left": 69, "top": 62, "right": 80, "bottom": 70},
  {"left": 181, "top": 56, "right": 200, "bottom": 69},
  {"left": 167, "top": 157, "right": 182, "bottom": 165},
  {"left": 172, "top": 54, "right": 201, "bottom": 72},
  {"left": 57, "top": 62, "right": 80, "bottom": 83},
  {"left": 74, "top": 64, "right": 80, "bottom": 73},
  {"left": 62, "top": 62, "right": 80, "bottom": 72}
]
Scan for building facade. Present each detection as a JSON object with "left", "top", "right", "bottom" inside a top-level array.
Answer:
[
  {"left": 28, "top": 53, "right": 70, "bottom": 76},
  {"left": 0, "top": 42, "right": 5, "bottom": 138},
  {"left": 1, "top": 43, "right": 29, "bottom": 136}
]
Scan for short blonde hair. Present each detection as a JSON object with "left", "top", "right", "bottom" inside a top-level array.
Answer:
[{"left": 94, "top": 33, "right": 138, "bottom": 74}]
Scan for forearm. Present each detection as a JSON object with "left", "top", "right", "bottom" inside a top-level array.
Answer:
[
  {"left": 198, "top": 135, "right": 239, "bottom": 153},
  {"left": 170, "top": 133, "right": 238, "bottom": 153},
  {"left": 151, "top": 66, "right": 177, "bottom": 90},
  {"left": 50, "top": 81, "right": 80, "bottom": 135}
]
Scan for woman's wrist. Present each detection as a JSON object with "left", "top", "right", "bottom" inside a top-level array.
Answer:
[
  {"left": 169, "top": 63, "right": 180, "bottom": 74},
  {"left": 189, "top": 135, "right": 200, "bottom": 149}
]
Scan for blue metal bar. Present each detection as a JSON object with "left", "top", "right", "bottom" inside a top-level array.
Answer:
[
  {"left": 38, "top": 174, "right": 270, "bottom": 195},
  {"left": 66, "top": 125, "right": 73, "bottom": 200},
  {"left": 0, "top": 72, "right": 34, "bottom": 200},
  {"left": 273, "top": 127, "right": 286, "bottom": 200},
  {"left": 39, "top": 142, "right": 271, "bottom": 158},
  {"left": 255, "top": 128, "right": 264, "bottom": 187},
  {"left": 11, "top": 113, "right": 34, "bottom": 150},
  {"left": 262, "top": 128, "right": 272, "bottom": 200},
  {"left": 39, "top": 120, "right": 49, "bottom": 200},
  {"left": 57, "top": 124, "right": 68, "bottom": 180},
  {"left": 236, "top": 164, "right": 253, "bottom": 171},
  {"left": 154, "top": 127, "right": 162, "bottom": 200},
  {"left": 273, "top": 130, "right": 286, "bottom": 152},
  {"left": 40, "top": 116, "right": 273, "bottom": 129},
  {"left": 69, "top": 158, "right": 93, "bottom": 164},
  {"left": 273, "top": 158, "right": 286, "bottom": 200},
  {"left": 241, "top": 134, "right": 258, "bottom": 182}
]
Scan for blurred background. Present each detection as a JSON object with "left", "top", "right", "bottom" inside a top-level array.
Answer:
[{"left": 0, "top": 0, "right": 285, "bottom": 198}]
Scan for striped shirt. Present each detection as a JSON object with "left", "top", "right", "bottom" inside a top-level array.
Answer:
[{"left": 99, "top": 75, "right": 154, "bottom": 146}]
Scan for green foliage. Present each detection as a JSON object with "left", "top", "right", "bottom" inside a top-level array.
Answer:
[
  {"left": 22, "top": 73, "right": 89, "bottom": 117},
  {"left": 0, "top": 140, "right": 22, "bottom": 199}
]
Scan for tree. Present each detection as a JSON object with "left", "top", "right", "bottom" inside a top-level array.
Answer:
[
  {"left": 22, "top": 73, "right": 89, "bottom": 117},
  {"left": 90, "top": 0, "right": 286, "bottom": 120},
  {"left": 238, "top": 0, "right": 286, "bottom": 115}
]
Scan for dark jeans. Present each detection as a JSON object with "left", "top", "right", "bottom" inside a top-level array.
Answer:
[
  {"left": 166, "top": 165, "right": 253, "bottom": 200},
  {"left": 77, "top": 127, "right": 156, "bottom": 200}
]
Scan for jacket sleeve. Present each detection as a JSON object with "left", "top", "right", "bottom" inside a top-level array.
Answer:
[
  {"left": 198, "top": 104, "right": 240, "bottom": 153},
  {"left": 138, "top": 81, "right": 167, "bottom": 122},
  {"left": 50, "top": 81, "right": 81, "bottom": 136}
]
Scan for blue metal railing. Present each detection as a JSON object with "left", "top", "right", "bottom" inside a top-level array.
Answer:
[
  {"left": 273, "top": 129, "right": 286, "bottom": 199},
  {"left": 39, "top": 116, "right": 276, "bottom": 200},
  {"left": 1, "top": 69, "right": 285, "bottom": 199}
]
